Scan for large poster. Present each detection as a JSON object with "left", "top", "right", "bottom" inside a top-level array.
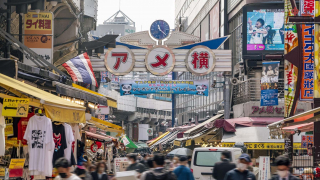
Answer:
[
  {"left": 261, "top": 61, "right": 280, "bottom": 106},
  {"left": 301, "top": 24, "right": 314, "bottom": 100},
  {"left": 284, "top": 0, "right": 299, "bottom": 117},
  {"left": 246, "top": 8, "right": 284, "bottom": 51},
  {"left": 120, "top": 80, "right": 209, "bottom": 96}
]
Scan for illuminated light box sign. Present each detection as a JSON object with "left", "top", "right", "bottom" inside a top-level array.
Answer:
[
  {"left": 120, "top": 79, "right": 209, "bottom": 96},
  {"left": 243, "top": 4, "right": 285, "bottom": 57}
]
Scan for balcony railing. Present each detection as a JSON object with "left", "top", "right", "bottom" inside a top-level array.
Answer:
[{"left": 233, "top": 78, "right": 284, "bottom": 105}]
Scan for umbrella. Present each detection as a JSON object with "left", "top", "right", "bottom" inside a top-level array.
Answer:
[{"left": 167, "top": 148, "right": 193, "bottom": 157}]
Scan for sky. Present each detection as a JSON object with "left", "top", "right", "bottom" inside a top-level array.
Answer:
[{"left": 97, "top": 0, "right": 175, "bottom": 32}]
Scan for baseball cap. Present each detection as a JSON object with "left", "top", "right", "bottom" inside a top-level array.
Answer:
[
  {"left": 239, "top": 153, "right": 251, "bottom": 162},
  {"left": 179, "top": 156, "right": 188, "bottom": 162}
]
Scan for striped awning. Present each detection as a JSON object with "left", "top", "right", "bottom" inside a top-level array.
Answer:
[{"left": 151, "top": 131, "right": 179, "bottom": 149}]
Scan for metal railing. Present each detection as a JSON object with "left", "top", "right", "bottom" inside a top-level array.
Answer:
[{"left": 233, "top": 78, "right": 284, "bottom": 105}]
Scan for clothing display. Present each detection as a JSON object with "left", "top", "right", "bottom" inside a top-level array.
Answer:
[
  {"left": 0, "top": 103, "right": 6, "bottom": 156},
  {"left": 18, "top": 112, "right": 35, "bottom": 145},
  {"left": 23, "top": 115, "right": 54, "bottom": 176},
  {"left": 52, "top": 123, "right": 67, "bottom": 165},
  {"left": 71, "top": 123, "right": 81, "bottom": 164},
  {"left": 63, "top": 123, "right": 75, "bottom": 165}
]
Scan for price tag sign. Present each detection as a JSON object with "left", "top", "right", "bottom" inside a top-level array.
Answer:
[
  {"left": 9, "top": 159, "right": 26, "bottom": 169},
  {"left": 0, "top": 168, "right": 5, "bottom": 176},
  {"left": 186, "top": 139, "right": 192, "bottom": 146},
  {"left": 174, "top": 140, "right": 181, "bottom": 146}
]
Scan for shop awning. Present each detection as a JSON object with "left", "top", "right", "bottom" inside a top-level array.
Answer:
[
  {"left": 267, "top": 107, "right": 320, "bottom": 128},
  {"left": 166, "top": 124, "right": 196, "bottom": 132},
  {"left": 183, "top": 114, "right": 223, "bottom": 136},
  {"left": 54, "top": 82, "right": 109, "bottom": 106},
  {"left": 222, "top": 126, "right": 304, "bottom": 143},
  {"left": 85, "top": 131, "right": 112, "bottom": 142},
  {"left": 215, "top": 117, "right": 284, "bottom": 132},
  {"left": 88, "top": 117, "right": 124, "bottom": 136},
  {"left": 151, "top": 131, "right": 179, "bottom": 149},
  {"left": 147, "top": 137, "right": 158, "bottom": 144},
  {"left": 0, "top": 73, "right": 86, "bottom": 123},
  {"left": 282, "top": 122, "right": 314, "bottom": 132},
  {"left": 148, "top": 131, "right": 170, "bottom": 146}
]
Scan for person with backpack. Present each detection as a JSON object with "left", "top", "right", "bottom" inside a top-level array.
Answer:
[
  {"left": 173, "top": 156, "right": 194, "bottom": 180},
  {"left": 140, "top": 153, "right": 177, "bottom": 180}
]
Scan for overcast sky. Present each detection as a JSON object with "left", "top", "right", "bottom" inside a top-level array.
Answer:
[{"left": 97, "top": 0, "right": 175, "bottom": 32}]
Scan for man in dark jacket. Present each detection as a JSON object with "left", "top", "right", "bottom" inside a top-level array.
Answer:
[
  {"left": 213, "top": 151, "right": 236, "bottom": 180},
  {"left": 141, "top": 153, "right": 176, "bottom": 180},
  {"left": 270, "top": 155, "right": 299, "bottom": 180},
  {"left": 224, "top": 153, "right": 256, "bottom": 180},
  {"left": 126, "top": 153, "right": 146, "bottom": 173}
]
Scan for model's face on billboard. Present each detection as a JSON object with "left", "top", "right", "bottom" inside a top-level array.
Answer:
[{"left": 255, "top": 21, "right": 262, "bottom": 28}]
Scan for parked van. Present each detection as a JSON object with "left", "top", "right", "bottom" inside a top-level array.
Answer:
[{"left": 191, "top": 147, "right": 242, "bottom": 180}]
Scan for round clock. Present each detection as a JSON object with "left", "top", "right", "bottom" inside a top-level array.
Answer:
[{"left": 150, "top": 20, "right": 170, "bottom": 40}]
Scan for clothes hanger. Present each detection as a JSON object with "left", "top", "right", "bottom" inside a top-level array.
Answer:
[{"left": 53, "top": 121, "right": 63, "bottom": 125}]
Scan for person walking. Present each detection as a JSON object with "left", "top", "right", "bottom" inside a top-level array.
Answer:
[
  {"left": 54, "top": 157, "right": 81, "bottom": 180},
  {"left": 170, "top": 156, "right": 180, "bottom": 171},
  {"left": 91, "top": 162, "right": 109, "bottom": 180},
  {"left": 270, "top": 155, "right": 299, "bottom": 180},
  {"left": 74, "top": 164, "right": 93, "bottom": 180},
  {"left": 213, "top": 151, "right": 236, "bottom": 180},
  {"left": 224, "top": 154, "right": 256, "bottom": 180},
  {"left": 173, "top": 156, "right": 194, "bottom": 180},
  {"left": 140, "top": 153, "right": 177, "bottom": 180},
  {"left": 140, "top": 154, "right": 149, "bottom": 169},
  {"left": 126, "top": 153, "right": 146, "bottom": 173}
]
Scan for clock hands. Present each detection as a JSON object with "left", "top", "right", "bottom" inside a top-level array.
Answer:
[{"left": 158, "top": 25, "right": 167, "bottom": 36}]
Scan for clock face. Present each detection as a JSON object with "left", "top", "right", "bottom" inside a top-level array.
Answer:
[{"left": 150, "top": 20, "right": 170, "bottom": 40}]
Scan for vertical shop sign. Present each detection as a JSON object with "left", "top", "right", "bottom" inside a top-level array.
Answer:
[
  {"left": 314, "top": 0, "right": 320, "bottom": 98},
  {"left": 302, "top": 135, "right": 314, "bottom": 155},
  {"left": 24, "top": 12, "right": 53, "bottom": 66},
  {"left": 301, "top": 0, "right": 315, "bottom": 16},
  {"left": 284, "top": 0, "right": 299, "bottom": 117},
  {"left": 261, "top": 61, "right": 280, "bottom": 106},
  {"left": 301, "top": 24, "right": 314, "bottom": 100},
  {"left": 259, "top": 156, "right": 270, "bottom": 180}
]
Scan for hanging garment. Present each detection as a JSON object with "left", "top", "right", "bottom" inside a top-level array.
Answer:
[
  {"left": 63, "top": 123, "right": 75, "bottom": 165},
  {"left": 52, "top": 123, "right": 67, "bottom": 166},
  {"left": 0, "top": 103, "right": 6, "bottom": 156},
  {"left": 71, "top": 123, "right": 81, "bottom": 164}
]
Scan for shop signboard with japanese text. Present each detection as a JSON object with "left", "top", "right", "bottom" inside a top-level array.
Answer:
[
  {"left": 24, "top": 12, "right": 53, "bottom": 66},
  {"left": 120, "top": 80, "right": 209, "bottom": 96},
  {"left": 261, "top": 61, "right": 280, "bottom": 106},
  {"left": 301, "top": 24, "right": 314, "bottom": 100},
  {"left": 259, "top": 156, "right": 271, "bottom": 180}
]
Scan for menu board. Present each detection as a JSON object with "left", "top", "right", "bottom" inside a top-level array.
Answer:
[{"left": 114, "top": 158, "right": 129, "bottom": 173}]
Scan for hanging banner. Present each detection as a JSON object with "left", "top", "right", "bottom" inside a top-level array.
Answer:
[
  {"left": 261, "top": 61, "right": 280, "bottom": 106},
  {"left": 301, "top": 135, "right": 313, "bottom": 155},
  {"left": 4, "top": 117, "right": 13, "bottom": 136},
  {"left": 120, "top": 80, "right": 209, "bottom": 96},
  {"left": 301, "top": 24, "right": 314, "bottom": 100},
  {"left": 300, "top": 0, "right": 315, "bottom": 16},
  {"left": 284, "top": 0, "right": 299, "bottom": 117},
  {"left": 24, "top": 12, "right": 53, "bottom": 66}
]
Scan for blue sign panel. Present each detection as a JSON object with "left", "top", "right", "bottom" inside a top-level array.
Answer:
[{"left": 120, "top": 80, "right": 209, "bottom": 96}]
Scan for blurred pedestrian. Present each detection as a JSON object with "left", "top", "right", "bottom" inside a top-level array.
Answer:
[
  {"left": 54, "top": 157, "right": 81, "bottom": 180},
  {"left": 173, "top": 156, "right": 194, "bottom": 180},
  {"left": 140, "top": 158, "right": 155, "bottom": 180},
  {"left": 270, "top": 155, "right": 299, "bottom": 180},
  {"left": 126, "top": 153, "right": 146, "bottom": 173},
  {"left": 91, "top": 162, "right": 109, "bottom": 180},
  {"left": 140, "top": 154, "right": 149, "bottom": 169},
  {"left": 170, "top": 156, "right": 180, "bottom": 170},
  {"left": 74, "top": 164, "right": 93, "bottom": 180},
  {"left": 213, "top": 151, "right": 236, "bottom": 180},
  {"left": 89, "top": 165, "right": 96, "bottom": 173},
  {"left": 224, "top": 154, "right": 256, "bottom": 180},
  {"left": 140, "top": 153, "right": 177, "bottom": 180}
]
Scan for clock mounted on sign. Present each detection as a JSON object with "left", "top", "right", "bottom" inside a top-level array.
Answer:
[{"left": 150, "top": 20, "right": 170, "bottom": 40}]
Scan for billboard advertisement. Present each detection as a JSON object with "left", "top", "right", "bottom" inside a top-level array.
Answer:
[
  {"left": 261, "top": 61, "right": 280, "bottom": 106},
  {"left": 243, "top": 4, "right": 284, "bottom": 56},
  {"left": 120, "top": 80, "right": 209, "bottom": 96}
]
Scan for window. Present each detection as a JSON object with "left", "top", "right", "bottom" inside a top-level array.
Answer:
[{"left": 194, "top": 151, "right": 222, "bottom": 166}]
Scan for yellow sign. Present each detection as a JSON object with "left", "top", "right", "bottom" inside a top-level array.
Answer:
[
  {"left": 0, "top": 168, "right": 5, "bottom": 176},
  {"left": 221, "top": 142, "right": 304, "bottom": 150},
  {"left": 4, "top": 117, "right": 13, "bottom": 136},
  {"left": 174, "top": 140, "right": 181, "bottom": 146},
  {"left": 186, "top": 139, "right": 192, "bottom": 146},
  {"left": 44, "top": 104, "right": 85, "bottom": 123},
  {"left": 9, "top": 159, "right": 26, "bottom": 169},
  {"left": 2, "top": 98, "right": 29, "bottom": 117}
]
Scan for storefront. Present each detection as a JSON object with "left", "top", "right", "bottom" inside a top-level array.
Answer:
[{"left": 0, "top": 73, "right": 86, "bottom": 179}]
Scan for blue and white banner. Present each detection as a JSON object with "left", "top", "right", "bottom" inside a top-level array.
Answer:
[
  {"left": 260, "top": 61, "right": 280, "bottom": 106},
  {"left": 120, "top": 79, "right": 209, "bottom": 96}
]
